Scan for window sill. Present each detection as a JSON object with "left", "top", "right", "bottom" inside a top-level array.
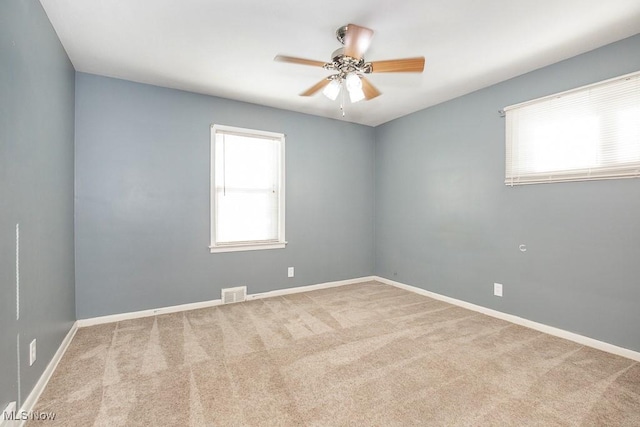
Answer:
[{"left": 209, "top": 242, "right": 287, "bottom": 253}]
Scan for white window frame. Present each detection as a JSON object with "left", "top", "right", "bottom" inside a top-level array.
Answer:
[
  {"left": 209, "top": 124, "right": 286, "bottom": 253},
  {"left": 504, "top": 70, "right": 640, "bottom": 186}
]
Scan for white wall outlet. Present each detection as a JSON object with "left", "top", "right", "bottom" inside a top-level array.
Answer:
[
  {"left": 287, "top": 267, "right": 294, "bottom": 278},
  {"left": 494, "top": 283, "right": 503, "bottom": 297},
  {"left": 29, "top": 338, "right": 36, "bottom": 366}
]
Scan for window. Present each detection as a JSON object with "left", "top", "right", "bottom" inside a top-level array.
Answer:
[
  {"left": 210, "top": 124, "right": 285, "bottom": 253},
  {"left": 505, "top": 71, "right": 640, "bottom": 185}
]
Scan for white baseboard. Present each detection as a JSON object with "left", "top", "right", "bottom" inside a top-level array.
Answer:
[
  {"left": 375, "top": 276, "right": 640, "bottom": 362},
  {"left": 15, "top": 321, "right": 78, "bottom": 427},
  {"left": 77, "top": 298, "right": 225, "bottom": 327},
  {"left": 77, "top": 276, "right": 377, "bottom": 327},
  {"left": 246, "top": 276, "right": 376, "bottom": 301}
]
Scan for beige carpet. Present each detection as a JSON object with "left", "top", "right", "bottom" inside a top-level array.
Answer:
[{"left": 29, "top": 281, "right": 640, "bottom": 426}]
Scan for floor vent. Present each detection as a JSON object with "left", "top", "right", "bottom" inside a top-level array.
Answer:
[{"left": 221, "top": 286, "right": 247, "bottom": 304}]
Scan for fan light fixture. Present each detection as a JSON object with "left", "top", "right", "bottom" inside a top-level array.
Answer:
[
  {"left": 345, "top": 73, "right": 365, "bottom": 103},
  {"left": 322, "top": 74, "right": 365, "bottom": 103},
  {"left": 322, "top": 79, "right": 341, "bottom": 101}
]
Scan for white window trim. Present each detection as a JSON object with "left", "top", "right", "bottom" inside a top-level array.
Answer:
[
  {"left": 209, "top": 242, "right": 286, "bottom": 253},
  {"left": 209, "top": 124, "right": 286, "bottom": 253},
  {"left": 504, "top": 70, "right": 640, "bottom": 186}
]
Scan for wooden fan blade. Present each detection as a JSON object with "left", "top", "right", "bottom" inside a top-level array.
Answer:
[
  {"left": 274, "top": 55, "right": 327, "bottom": 68},
  {"left": 300, "top": 79, "right": 330, "bottom": 96},
  {"left": 361, "top": 77, "right": 381, "bottom": 100},
  {"left": 370, "top": 57, "right": 425, "bottom": 73},
  {"left": 344, "top": 23, "right": 374, "bottom": 59}
]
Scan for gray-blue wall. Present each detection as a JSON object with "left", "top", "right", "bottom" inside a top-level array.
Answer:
[
  {"left": 74, "top": 73, "right": 375, "bottom": 318},
  {"left": 1, "top": 0, "right": 76, "bottom": 409},
  {"left": 375, "top": 33, "right": 640, "bottom": 352}
]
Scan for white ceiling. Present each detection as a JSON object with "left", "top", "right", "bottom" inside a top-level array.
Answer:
[{"left": 40, "top": 0, "right": 640, "bottom": 127}]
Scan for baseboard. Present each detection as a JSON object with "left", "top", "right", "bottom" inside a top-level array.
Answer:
[
  {"left": 78, "top": 276, "right": 377, "bottom": 327},
  {"left": 14, "top": 321, "right": 78, "bottom": 427},
  {"left": 77, "top": 298, "right": 225, "bottom": 327},
  {"left": 246, "top": 276, "right": 376, "bottom": 301},
  {"left": 375, "top": 276, "right": 640, "bottom": 362}
]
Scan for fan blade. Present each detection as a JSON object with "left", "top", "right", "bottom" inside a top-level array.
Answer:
[
  {"left": 370, "top": 57, "right": 425, "bottom": 73},
  {"left": 300, "top": 79, "right": 330, "bottom": 96},
  {"left": 274, "top": 55, "right": 327, "bottom": 68},
  {"left": 344, "top": 23, "right": 374, "bottom": 59},
  {"left": 361, "top": 77, "right": 381, "bottom": 100}
]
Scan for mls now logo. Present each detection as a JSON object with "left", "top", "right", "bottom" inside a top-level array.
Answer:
[{"left": 3, "top": 410, "right": 56, "bottom": 421}]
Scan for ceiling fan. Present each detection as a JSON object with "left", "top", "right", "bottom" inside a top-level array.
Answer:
[{"left": 275, "top": 24, "right": 425, "bottom": 104}]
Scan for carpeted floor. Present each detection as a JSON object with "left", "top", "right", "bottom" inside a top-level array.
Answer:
[{"left": 29, "top": 281, "right": 640, "bottom": 426}]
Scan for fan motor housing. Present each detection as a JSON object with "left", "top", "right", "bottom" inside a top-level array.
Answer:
[{"left": 331, "top": 48, "right": 344, "bottom": 62}]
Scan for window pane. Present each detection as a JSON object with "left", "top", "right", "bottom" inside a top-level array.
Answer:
[
  {"left": 520, "top": 114, "right": 599, "bottom": 173},
  {"left": 216, "top": 134, "right": 278, "bottom": 189},
  {"left": 216, "top": 189, "right": 278, "bottom": 243}
]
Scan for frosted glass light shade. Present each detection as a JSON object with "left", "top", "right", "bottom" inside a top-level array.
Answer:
[
  {"left": 345, "top": 73, "right": 362, "bottom": 91},
  {"left": 322, "top": 79, "right": 341, "bottom": 100},
  {"left": 348, "top": 87, "right": 365, "bottom": 103},
  {"left": 345, "top": 73, "right": 365, "bottom": 103}
]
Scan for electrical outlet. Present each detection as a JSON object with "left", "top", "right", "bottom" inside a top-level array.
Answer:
[
  {"left": 287, "top": 267, "right": 294, "bottom": 278},
  {"left": 494, "top": 283, "right": 503, "bottom": 297},
  {"left": 29, "top": 339, "right": 36, "bottom": 366}
]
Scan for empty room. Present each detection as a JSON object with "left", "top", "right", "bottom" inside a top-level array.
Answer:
[{"left": 2, "top": 0, "right": 640, "bottom": 425}]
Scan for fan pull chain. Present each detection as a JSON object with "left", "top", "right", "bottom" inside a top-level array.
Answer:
[{"left": 340, "top": 86, "right": 346, "bottom": 117}]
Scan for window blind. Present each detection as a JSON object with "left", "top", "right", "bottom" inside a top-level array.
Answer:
[{"left": 505, "top": 71, "right": 640, "bottom": 185}]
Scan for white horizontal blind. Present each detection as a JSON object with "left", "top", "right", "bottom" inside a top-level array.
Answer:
[
  {"left": 212, "top": 126, "right": 284, "bottom": 247},
  {"left": 505, "top": 71, "right": 640, "bottom": 185}
]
